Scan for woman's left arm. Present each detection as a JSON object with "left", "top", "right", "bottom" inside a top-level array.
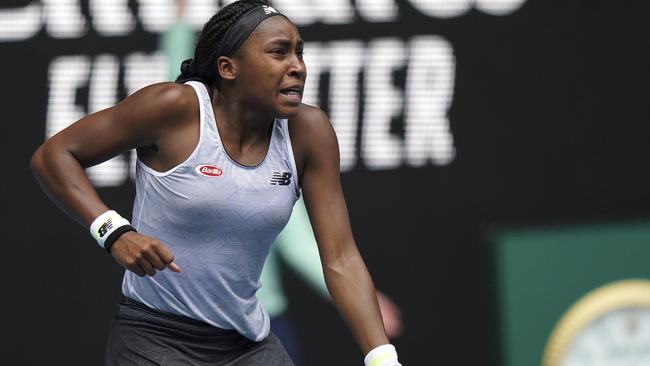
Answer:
[{"left": 295, "top": 106, "right": 392, "bottom": 356}]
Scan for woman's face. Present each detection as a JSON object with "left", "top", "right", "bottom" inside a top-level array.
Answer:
[{"left": 233, "top": 16, "right": 306, "bottom": 118}]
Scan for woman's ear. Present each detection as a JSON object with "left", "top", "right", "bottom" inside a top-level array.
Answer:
[{"left": 217, "top": 56, "right": 237, "bottom": 81}]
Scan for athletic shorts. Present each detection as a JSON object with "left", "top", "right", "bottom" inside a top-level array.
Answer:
[{"left": 105, "top": 296, "right": 295, "bottom": 366}]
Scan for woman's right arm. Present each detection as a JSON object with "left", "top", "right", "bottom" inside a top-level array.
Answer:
[{"left": 31, "top": 82, "right": 192, "bottom": 276}]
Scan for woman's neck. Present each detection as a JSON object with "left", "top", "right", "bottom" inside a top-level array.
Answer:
[{"left": 211, "top": 88, "right": 273, "bottom": 149}]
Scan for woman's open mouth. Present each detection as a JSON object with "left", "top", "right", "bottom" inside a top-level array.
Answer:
[{"left": 280, "top": 86, "right": 303, "bottom": 103}]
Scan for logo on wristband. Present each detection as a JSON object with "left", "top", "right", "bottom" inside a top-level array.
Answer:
[
  {"left": 195, "top": 164, "right": 223, "bottom": 177},
  {"left": 97, "top": 218, "right": 114, "bottom": 238}
]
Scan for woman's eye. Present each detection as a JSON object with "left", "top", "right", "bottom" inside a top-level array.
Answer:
[{"left": 271, "top": 49, "right": 286, "bottom": 55}]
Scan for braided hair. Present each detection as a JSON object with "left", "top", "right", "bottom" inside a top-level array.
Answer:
[{"left": 175, "top": 0, "right": 269, "bottom": 85}]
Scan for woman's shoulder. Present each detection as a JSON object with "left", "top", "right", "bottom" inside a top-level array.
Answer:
[
  {"left": 115, "top": 82, "right": 198, "bottom": 130},
  {"left": 126, "top": 82, "right": 197, "bottom": 114},
  {"left": 292, "top": 103, "right": 329, "bottom": 122},
  {"left": 288, "top": 103, "right": 331, "bottom": 132},
  {"left": 287, "top": 103, "right": 338, "bottom": 160}
]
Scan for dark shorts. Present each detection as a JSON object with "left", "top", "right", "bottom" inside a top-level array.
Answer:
[{"left": 105, "top": 297, "right": 294, "bottom": 366}]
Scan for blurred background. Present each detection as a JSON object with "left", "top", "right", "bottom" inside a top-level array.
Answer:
[{"left": 3, "top": 0, "right": 650, "bottom": 365}]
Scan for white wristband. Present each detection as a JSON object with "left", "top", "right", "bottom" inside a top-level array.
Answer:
[
  {"left": 89, "top": 210, "right": 131, "bottom": 249},
  {"left": 364, "top": 344, "right": 401, "bottom": 366}
]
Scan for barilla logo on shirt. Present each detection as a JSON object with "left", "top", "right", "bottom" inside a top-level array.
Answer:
[{"left": 195, "top": 164, "right": 223, "bottom": 177}]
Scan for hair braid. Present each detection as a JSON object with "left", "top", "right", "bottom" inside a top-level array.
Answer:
[{"left": 176, "top": 0, "right": 269, "bottom": 85}]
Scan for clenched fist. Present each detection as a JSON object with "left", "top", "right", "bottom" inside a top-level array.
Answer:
[{"left": 109, "top": 231, "right": 181, "bottom": 277}]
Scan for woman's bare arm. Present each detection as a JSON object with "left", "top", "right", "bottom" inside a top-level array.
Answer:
[
  {"left": 31, "top": 82, "right": 193, "bottom": 275},
  {"left": 292, "top": 105, "right": 389, "bottom": 355}
]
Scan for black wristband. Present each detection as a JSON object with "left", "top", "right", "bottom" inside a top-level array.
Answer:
[{"left": 104, "top": 225, "right": 136, "bottom": 253}]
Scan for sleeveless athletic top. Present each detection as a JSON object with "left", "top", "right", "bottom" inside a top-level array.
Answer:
[{"left": 122, "top": 81, "right": 300, "bottom": 341}]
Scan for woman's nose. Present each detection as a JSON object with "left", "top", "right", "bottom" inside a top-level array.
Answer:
[{"left": 288, "top": 56, "right": 306, "bottom": 80}]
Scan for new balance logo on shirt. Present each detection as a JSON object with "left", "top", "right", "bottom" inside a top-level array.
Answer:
[{"left": 270, "top": 172, "right": 292, "bottom": 186}]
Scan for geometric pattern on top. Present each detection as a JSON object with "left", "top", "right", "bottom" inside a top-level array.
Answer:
[{"left": 124, "top": 81, "right": 301, "bottom": 341}]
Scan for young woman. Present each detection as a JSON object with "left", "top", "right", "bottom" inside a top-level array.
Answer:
[{"left": 31, "top": 1, "right": 402, "bottom": 365}]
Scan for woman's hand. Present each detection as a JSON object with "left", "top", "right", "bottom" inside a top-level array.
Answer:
[
  {"left": 110, "top": 232, "right": 181, "bottom": 277},
  {"left": 377, "top": 291, "right": 404, "bottom": 339}
]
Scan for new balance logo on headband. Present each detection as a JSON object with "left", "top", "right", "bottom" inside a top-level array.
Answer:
[
  {"left": 262, "top": 5, "right": 279, "bottom": 15},
  {"left": 270, "top": 172, "right": 291, "bottom": 186}
]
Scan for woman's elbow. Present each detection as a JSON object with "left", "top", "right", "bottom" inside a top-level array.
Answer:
[
  {"left": 323, "top": 251, "right": 364, "bottom": 276},
  {"left": 30, "top": 141, "right": 62, "bottom": 179},
  {"left": 30, "top": 144, "right": 46, "bottom": 178}
]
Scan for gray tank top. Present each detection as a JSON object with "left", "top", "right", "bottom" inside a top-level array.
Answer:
[{"left": 122, "top": 81, "right": 300, "bottom": 341}]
